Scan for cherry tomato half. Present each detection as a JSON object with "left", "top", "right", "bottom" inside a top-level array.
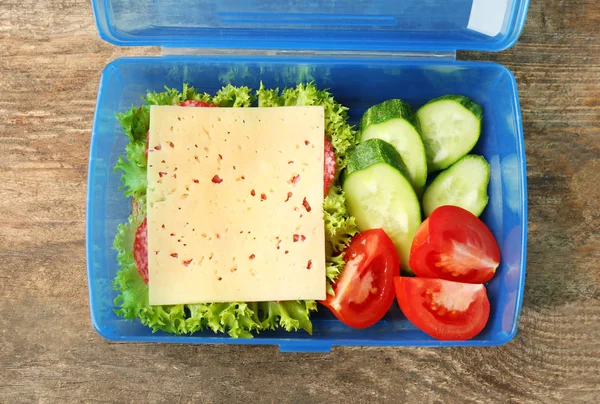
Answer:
[
  {"left": 395, "top": 277, "right": 490, "bottom": 340},
  {"left": 409, "top": 205, "right": 500, "bottom": 284},
  {"left": 320, "top": 229, "right": 400, "bottom": 328}
]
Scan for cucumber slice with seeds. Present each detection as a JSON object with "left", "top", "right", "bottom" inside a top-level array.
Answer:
[
  {"left": 358, "top": 99, "right": 427, "bottom": 196},
  {"left": 342, "top": 139, "right": 421, "bottom": 272},
  {"left": 422, "top": 154, "right": 490, "bottom": 217},
  {"left": 416, "top": 95, "right": 483, "bottom": 173}
]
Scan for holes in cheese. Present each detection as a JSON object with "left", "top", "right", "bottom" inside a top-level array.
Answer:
[{"left": 147, "top": 106, "right": 326, "bottom": 305}]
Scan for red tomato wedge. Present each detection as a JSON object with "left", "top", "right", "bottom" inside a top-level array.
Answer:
[
  {"left": 321, "top": 229, "right": 400, "bottom": 328},
  {"left": 395, "top": 277, "right": 490, "bottom": 340},
  {"left": 133, "top": 217, "right": 149, "bottom": 284},
  {"left": 409, "top": 205, "right": 500, "bottom": 284}
]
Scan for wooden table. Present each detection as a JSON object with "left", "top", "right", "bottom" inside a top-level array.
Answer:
[{"left": 1, "top": 1, "right": 599, "bottom": 402}]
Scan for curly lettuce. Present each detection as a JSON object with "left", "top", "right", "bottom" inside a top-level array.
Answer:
[{"left": 113, "top": 83, "right": 356, "bottom": 337}]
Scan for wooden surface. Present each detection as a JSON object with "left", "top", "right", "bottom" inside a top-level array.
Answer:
[{"left": 1, "top": 0, "right": 599, "bottom": 402}]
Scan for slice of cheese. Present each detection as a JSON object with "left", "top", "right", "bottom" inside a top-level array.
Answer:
[{"left": 147, "top": 105, "right": 326, "bottom": 305}]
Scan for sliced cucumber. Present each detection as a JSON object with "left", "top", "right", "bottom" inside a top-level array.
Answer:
[
  {"left": 416, "top": 95, "right": 483, "bottom": 173},
  {"left": 359, "top": 100, "right": 427, "bottom": 196},
  {"left": 422, "top": 154, "right": 490, "bottom": 217},
  {"left": 343, "top": 139, "right": 421, "bottom": 272}
]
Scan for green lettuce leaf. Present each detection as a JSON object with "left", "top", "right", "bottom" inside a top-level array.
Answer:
[
  {"left": 116, "top": 104, "right": 149, "bottom": 143},
  {"left": 258, "top": 300, "right": 317, "bottom": 334},
  {"left": 323, "top": 184, "right": 358, "bottom": 252},
  {"left": 145, "top": 83, "right": 212, "bottom": 106},
  {"left": 186, "top": 302, "right": 263, "bottom": 338},
  {"left": 113, "top": 140, "right": 148, "bottom": 201},
  {"left": 114, "top": 156, "right": 146, "bottom": 200},
  {"left": 211, "top": 84, "right": 254, "bottom": 107},
  {"left": 323, "top": 186, "right": 359, "bottom": 294},
  {"left": 256, "top": 84, "right": 284, "bottom": 107}
]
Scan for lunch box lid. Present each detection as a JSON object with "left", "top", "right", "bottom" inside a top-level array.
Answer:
[{"left": 91, "top": 0, "right": 529, "bottom": 53}]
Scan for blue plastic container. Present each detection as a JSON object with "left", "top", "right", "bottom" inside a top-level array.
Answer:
[{"left": 88, "top": 0, "right": 529, "bottom": 352}]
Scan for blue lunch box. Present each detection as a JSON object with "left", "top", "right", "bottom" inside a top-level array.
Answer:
[{"left": 87, "top": 0, "right": 529, "bottom": 352}]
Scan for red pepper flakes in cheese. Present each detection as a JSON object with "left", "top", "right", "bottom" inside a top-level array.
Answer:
[
  {"left": 302, "top": 198, "right": 312, "bottom": 212},
  {"left": 293, "top": 234, "right": 306, "bottom": 242}
]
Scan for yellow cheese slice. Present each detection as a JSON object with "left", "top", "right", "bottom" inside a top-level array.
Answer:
[{"left": 147, "top": 105, "right": 326, "bottom": 305}]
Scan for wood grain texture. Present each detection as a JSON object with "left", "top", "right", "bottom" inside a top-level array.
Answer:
[{"left": 1, "top": 0, "right": 599, "bottom": 403}]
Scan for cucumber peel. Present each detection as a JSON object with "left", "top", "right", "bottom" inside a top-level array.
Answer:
[
  {"left": 358, "top": 99, "right": 427, "bottom": 196},
  {"left": 422, "top": 154, "right": 491, "bottom": 217}
]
